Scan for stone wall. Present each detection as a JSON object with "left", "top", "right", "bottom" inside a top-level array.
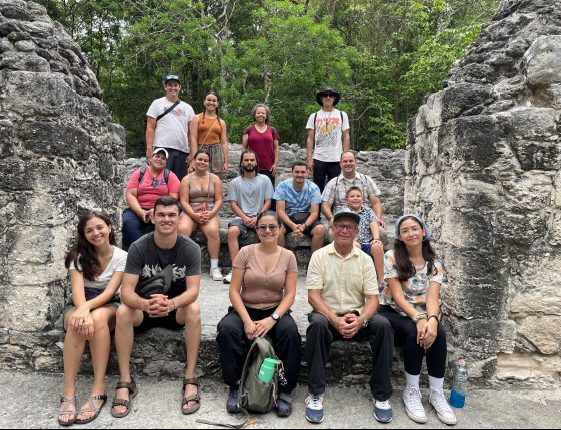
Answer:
[
  {"left": 406, "top": 0, "right": 561, "bottom": 386},
  {"left": 0, "top": 0, "right": 125, "bottom": 370}
]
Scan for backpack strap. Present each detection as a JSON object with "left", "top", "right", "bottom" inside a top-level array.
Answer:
[{"left": 138, "top": 164, "right": 170, "bottom": 185}]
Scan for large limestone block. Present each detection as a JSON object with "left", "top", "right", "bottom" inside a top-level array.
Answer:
[
  {"left": 495, "top": 352, "right": 561, "bottom": 386},
  {"left": 446, "top": 318, "right": 516, "bottom": 355},
  {"left": 523, "top": 35, "right": 561, "bottom": 86},
  {"left": 509, "top": 108, "right": 558, "bottom": 139},
  {"left": 0, "top": 283, "right": 65, "bottom": 332},
  {"left": 517, "top": 316, "right": 561, "bottom": 354}
]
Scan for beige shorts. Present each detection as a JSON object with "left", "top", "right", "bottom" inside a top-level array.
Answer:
[{"left": 200, "top": 143, "right": 224, "bottom": 174}]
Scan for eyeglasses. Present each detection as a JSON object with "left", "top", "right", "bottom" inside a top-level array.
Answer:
[
  {"left": 257, "top": 224, "right": 279, "bottom": 232},
  {"left": 333, "top": 223, "right": 357, "bottom": 232},
  {"left": 399, "top": 226, "right": 422, "bottom": 235}
]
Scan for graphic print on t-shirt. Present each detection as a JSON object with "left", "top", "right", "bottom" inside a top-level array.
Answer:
[
  {"left": 315, "top": 116, "right": 342, "bottom": 148},
  {"left": 141, "top": 264, "right": 186, "bottom": 282}
]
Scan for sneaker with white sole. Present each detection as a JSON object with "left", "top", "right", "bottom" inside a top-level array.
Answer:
[
  {"left": 373, "top": 399, "right": 393, "bottom": 423},
  {"left": 305, "top": 394, "right": 324, "bottom": 423},
  {"left": 223, "top": 271, "right": 232, "bottom": 284},
  {"left": 429, "top": 388, "right": 457, "bottom": 425},
  {"left": 210, "top": 267, "right": 223, "bottom": 281},
  {"left": 402, "top": 385, "right": 427, "bottom": 424}
]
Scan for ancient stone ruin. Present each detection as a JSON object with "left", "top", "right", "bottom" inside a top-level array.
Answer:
[
  {"left": 407, "top": 0, "right": 561, "bottom": 385},
  {"left": 0, "top": 0, "right": 125, "bottom": 369}
]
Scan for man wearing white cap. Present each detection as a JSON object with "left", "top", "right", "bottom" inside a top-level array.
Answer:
[{"left": 146, "top": 75, "right": 195, "bottom": 180}]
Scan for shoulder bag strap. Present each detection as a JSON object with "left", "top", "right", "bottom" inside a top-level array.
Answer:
[{"left": 156, "top": 100, "right": 180, "bottom": 122}]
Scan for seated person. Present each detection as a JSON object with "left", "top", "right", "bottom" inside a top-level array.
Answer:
[
  {"left": 111, "top": 197, "right": 202, "bottom": 418},
  {"left": 346, "top": 186, "right": 384, "bottom": 288},
  {"left": 122, "top": 148, "right": 180, "bottom": 249},
  {"left": 178, "top": 150, "right": 224, "bottom": 281},
  {"left": 223, "top": 150, "right": 273, "bottom": 284},
  {"left": 216, "top": 211, "right": 301, "bottom": 417},
  {"left": 274, "top": 161, "right": 326, "bottom": 253},
  {"left": 379, "top": 214, "right": 456, "bottom": 425},
  {"left": 59, "top": 212, "right": 127, "bottom": 426}
]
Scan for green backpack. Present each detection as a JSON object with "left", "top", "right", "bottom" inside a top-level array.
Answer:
[{"left": 237, "top": 337, "right": 279, "bottom": 413}]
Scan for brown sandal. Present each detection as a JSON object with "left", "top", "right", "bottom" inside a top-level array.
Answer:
[
  {"left": 181, "top": 378, "right": 201, "bottom": 415},
  {"left": 110, "top": 378, "right": 138, "bottom": 418}
]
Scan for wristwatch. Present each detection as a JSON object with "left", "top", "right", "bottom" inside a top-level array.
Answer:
[{"left": 271, "top": 312, "right": 280, "bottom": 321}]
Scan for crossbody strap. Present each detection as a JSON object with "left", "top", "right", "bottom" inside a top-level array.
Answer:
[{"left": 156, "top": 100, "right": 180, "bottom": 122}]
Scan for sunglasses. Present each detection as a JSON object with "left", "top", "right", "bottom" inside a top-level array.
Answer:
[
  {"left": 257, "top": 224, "right": 279, "bottom": 232},
  {"left": 321, "top": 93, "right": 335, "bottom": 98}
]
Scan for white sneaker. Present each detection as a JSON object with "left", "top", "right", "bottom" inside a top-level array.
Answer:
[
  {"left": 305, "top": 394, "right": 324, "bottom": 423},
  {"left": 429, "top": 388, "right": 457, "bottom": 425},
  {"left": 210, "top": 267, "right": 223, "bottom": 281},
  {"left": 223, "top": 271, "right": 232, "bottom": 284},
  {"left": 403, "top": 385, "right": 427, "bottom": 424}
]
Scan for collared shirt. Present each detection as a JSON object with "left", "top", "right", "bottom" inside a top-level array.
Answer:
[
  {"left": 321, "top": 172, "right": 381, "bottom": 212},
  {"left": 306, "top": 242, "right": 378, "bottom": 315}
]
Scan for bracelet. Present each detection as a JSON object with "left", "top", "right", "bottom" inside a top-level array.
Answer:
[
  {"left": 171, "top": 299, "right": 176, "bottom": 311},
  {"left": 304, "top": 223, "right": 309, "bottom": 229},
  {"left": 412, "top": 313, "right": 428, "bottom": 323},
  {"left": 361, "top": 315, "right": 368, "bottom": 328},
  {"left": 428, "top": 314, "right": 439, "bottom": 323}
]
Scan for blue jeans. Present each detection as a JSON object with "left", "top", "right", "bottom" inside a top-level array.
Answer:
[{"left": 122, "top": 208, "right": 154, "bottom": 249}]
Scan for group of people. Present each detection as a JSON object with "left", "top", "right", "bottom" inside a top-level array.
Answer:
[{"left": 57, "top": 77, "right": 458, "bottom": 427}]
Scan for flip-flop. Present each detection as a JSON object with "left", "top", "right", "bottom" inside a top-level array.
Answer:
[
  {"left": 182, "top": 378, "right": 201, "bottom": 415},
  {"left": 75, "top": 393, "right": 107, "bottom": 425},
  {"left": 110, "top": 378, "right": 138, "bottom": 418},
  {"left": 58, "top": 396, "right": 77, "bottom": 427}
]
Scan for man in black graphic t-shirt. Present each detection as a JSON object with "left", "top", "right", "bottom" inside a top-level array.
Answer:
[{"left": 111, "top": 197, "right": 202, "bottom": 417}]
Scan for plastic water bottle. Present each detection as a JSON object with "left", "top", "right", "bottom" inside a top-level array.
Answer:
[
  {"left": 258, "top": 357, "right": 281, "bottom": 383},
  {"left": 449, "top": 357, "right": 467, "bottom": 408}
]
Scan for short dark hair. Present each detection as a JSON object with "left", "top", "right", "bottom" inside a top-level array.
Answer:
[
  {"left": 153, "top": 196, "right": 181, "bottom": 213},
  {"left": 291, "top": 161, "right": 307, "bottom": 171},
  {"left": 340, "top": 150, "right": 356, "bottom": 161},
  {"left": 256, "top": 210, "right": 279, "bottom": 224}
]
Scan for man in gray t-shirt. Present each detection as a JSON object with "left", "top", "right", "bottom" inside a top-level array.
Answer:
[{"left": 223, "top": 150, "right": 273, "bottom": 283}]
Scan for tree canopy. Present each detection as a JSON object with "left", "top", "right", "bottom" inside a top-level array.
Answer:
[{"left": 37, "top": 0, "right": 499, "bottom": 155}]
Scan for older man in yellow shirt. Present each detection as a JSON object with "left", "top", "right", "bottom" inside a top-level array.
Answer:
[{"left": 304, "top": 207, "right": 394, "bottom": 425}]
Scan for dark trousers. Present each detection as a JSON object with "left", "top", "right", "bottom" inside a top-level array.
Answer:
[
  {"left": 158, "top": 147, "right": 187, "bottom": 181},
  {"left": 306, "top": 311, "right": 393, "bottom": 401},
  {"left": 216, "top": 307, "right": 301, "bottom": 394},
  {"left": 122, "top": 208, "right": 154, "bottom": 249},
  {"left": 379, "top": 305, "right": 447, "bottom": 378},
  {"left": 313, "top": 159, "right": 341, "bottom": 193},
  {"left": 259, "top": 170, "right": 276, "bottom": 211}
]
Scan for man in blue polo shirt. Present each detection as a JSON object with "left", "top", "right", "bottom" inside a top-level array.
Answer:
[{"left": 274, "top": 161, "right": 326, "bottom": 253}]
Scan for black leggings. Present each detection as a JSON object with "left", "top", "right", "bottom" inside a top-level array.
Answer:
[
  {"left": 378, "top": 305, "right": 447, "bottom": 378},
  {"left": 312, "top": 160, "right": 341, "bottom": 193}
]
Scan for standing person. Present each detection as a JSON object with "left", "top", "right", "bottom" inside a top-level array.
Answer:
[
  {"left": 241, "top": 103, "right": 280, "bottom": 188},
  {"left": 146, "top": 74, "right": 195, "bottom": 180},
  {"left": 217, "top": 211, "right": 301, "bottom": 417},
  {"left": 178, "top": 150, "right": 224, "bottom": 281},
  {"left": 110, "top": 197, "right": 203, "bottom": 418},
  {"left": 322, "top": 151, "right": 387, "bottom": 244},
  {"left": 122, "top": 148, "right": 180, "bottom": 250},
  {"left": 223, "top": 150, "right": 274, "bottom": 284},
  {"left": 58, "top": 212, "right": 127, "bottom": 426},
  {"left": 379, "top": 214, "right": 457, "bottom": 425},
  {"left": 189, "top": 91, "right": 228, "bottom": 176},
  {"left": 306, "top": 87, "right": 350, "bottom": 193},
  {"left": 274, "top": 161, "right": 326, "bottom": 253},
  {"left": 305, "top": 207, "right": 394, "bottom": 424}
]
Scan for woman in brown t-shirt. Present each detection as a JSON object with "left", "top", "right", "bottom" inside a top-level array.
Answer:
[{"left": 216, "top": 211, "right": 301, "bottom": 417}]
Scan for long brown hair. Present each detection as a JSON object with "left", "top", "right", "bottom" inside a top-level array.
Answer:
[
  {"left": 64, "top": 212, "right": 116, "bottom": 281},
  {"left": 394, "top": 216, "right": 439, "bottom": 281}
]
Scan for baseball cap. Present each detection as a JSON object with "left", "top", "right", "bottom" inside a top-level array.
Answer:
[
  {"left": 152, "top": 148, "right": 169, "bottom": 158},
  {"left": 165, "top": 75, "right": 180, "bottom": 84},
  {"left": 333, "top": 207, "right": 361, "bottom": 224}
]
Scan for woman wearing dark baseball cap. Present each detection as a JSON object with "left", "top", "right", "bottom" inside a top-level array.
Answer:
[{"left": 305, "top": 87, "right": 350, "bottom": 193}]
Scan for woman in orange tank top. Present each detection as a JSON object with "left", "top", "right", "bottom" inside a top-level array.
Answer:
[{"left": 189, "top": 91, "right": 228, "bottom": 175}]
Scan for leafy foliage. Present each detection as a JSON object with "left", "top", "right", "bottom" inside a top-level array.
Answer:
[{"left": 36, "top": 0, "right": 499, "bottom": 154}]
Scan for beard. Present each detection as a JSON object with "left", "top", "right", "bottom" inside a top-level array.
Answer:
[{"left": 243, "top": 164, "right": 256, "bottom": 172}]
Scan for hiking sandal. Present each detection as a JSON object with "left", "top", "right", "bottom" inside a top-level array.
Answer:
[
  {"left": 110, "top": 378, "right": 138, "bottom": 418},
  {"left": 182, "top": 378, "right": 201, "bottom": 415},
  {"left": 75, "top": 393, "right": 107, "bottom": 425},
  {"left": 58, "top": 396, "right": 77, "bottom": 427}
]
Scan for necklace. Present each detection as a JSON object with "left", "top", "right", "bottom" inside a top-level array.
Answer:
[{"left": 412, "top": 260, "right": 425, "bottom": 271}]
